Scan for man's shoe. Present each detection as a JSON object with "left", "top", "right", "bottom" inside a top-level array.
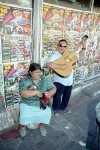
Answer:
[
  {"left": 20, "top": 127, "right": 26, "bottom": 137},
  {"left": 62, "top": 108, "right": 71, "bottom": 113},
  {"left": 54, "top": 111, "right": 59, "bottom": 116}
]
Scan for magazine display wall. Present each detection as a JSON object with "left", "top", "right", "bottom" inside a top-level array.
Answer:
[
  {"left": 41, "top": 3, "right": 100, "bottom": 84},
  {"left": 0, "top": 3, "right": 32, "bottom": 109}
]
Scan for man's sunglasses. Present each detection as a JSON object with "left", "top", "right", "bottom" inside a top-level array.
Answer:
[{"left": 59, "top": 44, "right": 67, "bottom": 48}]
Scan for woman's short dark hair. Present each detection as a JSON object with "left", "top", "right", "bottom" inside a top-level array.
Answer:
[{"left": 28, "top": 63, "right": 41, "bottom": 76}]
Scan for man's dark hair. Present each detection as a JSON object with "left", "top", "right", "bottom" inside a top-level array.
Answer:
[{"left": 59, "top": 39, "right": 68, "bottom": 44}]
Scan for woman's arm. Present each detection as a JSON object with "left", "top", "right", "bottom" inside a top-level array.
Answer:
[
  {"left": 45, "top": 85, "right": 57, "bottom": 99},
  {"left": 20, "top": 89, "right": 43, "bottom": 98}
]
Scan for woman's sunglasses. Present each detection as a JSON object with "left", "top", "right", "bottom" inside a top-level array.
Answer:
[{"left": 59, "top": 44, "right": 67, "bottom": 48}]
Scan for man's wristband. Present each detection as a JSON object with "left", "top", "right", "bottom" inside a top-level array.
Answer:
[{"left": 82, "top": 48, "right": 86, "bottom": 50}]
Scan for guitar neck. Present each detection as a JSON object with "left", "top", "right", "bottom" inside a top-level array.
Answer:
[
  {"left": 68, "top": 52, "right": 76, "bottom": 59},
  {"left": 68, "top": 40, "right": 86, "bottom": 60}
]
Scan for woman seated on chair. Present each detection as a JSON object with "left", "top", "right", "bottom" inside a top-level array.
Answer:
[{"left": 19, "top": 63, "right": 56, "bottom": 137}]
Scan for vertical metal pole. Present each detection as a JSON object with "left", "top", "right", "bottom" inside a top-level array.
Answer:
[
  {"left": 90, "top": 0, "right": 94, "bottom": 12},
  {"left": 55, "top": 0, "right": 59, "bottom": 5},
  {"left": 32, "top": 0, "right": 42, "bottom": 63}
]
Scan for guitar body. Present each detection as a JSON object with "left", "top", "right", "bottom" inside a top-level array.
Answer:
[{"left": 53, "top": 51, "right": 78, "bottom": 77}]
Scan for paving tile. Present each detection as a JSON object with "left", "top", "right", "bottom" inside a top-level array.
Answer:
[
  {"left": 4, "top": 137, "right": 22, "bottom": 150},
  {"left": 0, "top": 139, "right": 7, "bottom": 150},
  {"left": 50, "top": 115, "right": 69, "bottom": 131},
  {"left": 62, "top": 122, "right": 87, "bottom": 141},
  {"left": 63, "top": 112, "right": 89, "bottom": 133},
  {"left": 24, "top": 128, "right": 43, "bottom": 143},
  {"left": 61, "top": 141, "right": 85, "bottom": 150},
  {"left": 0, "top": 126, "right": 19, "bottom": 141},
  {"left": 18, "top": 141, "right": 34, "bottom": 150},
  {"left": 34, "top": 138, "right": 60, "bottom": 150},
  {"left": 47, "top": 127, "right": 69, "bottom": 146},
  {"left": 72, "top": 104, "right": 89, "bottom": 115}
]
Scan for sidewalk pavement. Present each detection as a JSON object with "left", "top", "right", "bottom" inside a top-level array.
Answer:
[{"left": 0, "top": 92, "right": 100, "bottom": 150}]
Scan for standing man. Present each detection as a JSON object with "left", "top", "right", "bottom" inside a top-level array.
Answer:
[{"left": 47, "top": 39, "right": 86, "bottom": 114}]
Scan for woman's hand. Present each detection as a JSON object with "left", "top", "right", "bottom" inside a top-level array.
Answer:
[
  {"left": 44, "top": 92, "right": 51, "bottom": 99},
  {"left": 35, "top": 90, "right": 43, "bottom": 97},
  {"left": 45, "top": 86, "right": 57, "bottom": 99}
]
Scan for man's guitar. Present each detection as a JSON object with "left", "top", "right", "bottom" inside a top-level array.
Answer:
[{"left": 53, "top": 35, "right": 88, "bottom": 77}]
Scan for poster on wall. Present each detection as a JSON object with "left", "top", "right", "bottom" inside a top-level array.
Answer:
[
  {"left": 0, "top": 3, "right": 32, "bottom": 109},
  {"left": 42, "top": 3, "right": 65, "bottom": 70},
  {"left": 74, "top": 67, "right": 84, "bottom": 85},
  {"left": 81, "top": 12, "right": 94, "bottom": 35},
  {"left": 87, "top": 14, "right": 99, "bottom": 58},
  {"left": 65, "top": 9, "right": 82, "bottom": 32},
  {"left": 64, "top": 9, "right": 82, "bottom": 59},
  {"left": 84, "top": 13, "right": 100, "bottom": 79},
  {"left": 93, "top": 14, "right": 100, "bottom": 60},
  {"left": 0, "top": 35, "right": 2, "bottom": 63},
  {"left": 3, "top": 61, "right": 30, "bottom": 109},
  {"left": 0, "top": 3, "right": 32, "bottom": 63},
  {"left": 93, "top": 63, "right": 100, "bottom": 77},
  {"left": 64, "top": 31, "right": 81, "bottom": 52},
  {"left": 94, "top": 14, "right": 100, "bottom": 31},
  {"left": 86, "top": 32, "right": 98, "bottom": 63},
  {"left": 64, "top": 9, "right": 85, "bottom": 84}
]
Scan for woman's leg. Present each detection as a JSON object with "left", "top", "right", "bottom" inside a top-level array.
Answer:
[
  {"left": 19, "top": 124, "right": 26, "bottom": 137},
  {"left": 20, "top": 125, "right": 26, "bottom": 129},
  {"left": 39, "top": 123, "right": 45, "bottom": 128}
]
